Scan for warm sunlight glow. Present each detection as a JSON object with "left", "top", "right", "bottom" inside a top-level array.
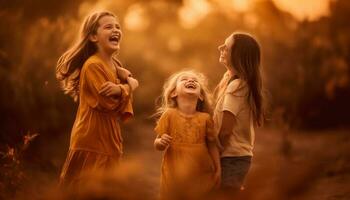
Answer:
[
  {"left": 168, "top": 36, "right": 182, "bottom": 52},
  {"left": 213, "top": 0, "right": 332, "bottom": 20},
  {"left": 1, "top": 0, "right": 349, "bottom": 199},
  {"left": 178, "top": 0, "right": 212, "bottom": 29},
  {"left": 232, "top": 0, "right": 252, "bottom": 12},
  {"left": 124, "top": 4, "right": 149, "bottom": 31},
  {"left": 272, "top": 0, "right": 332, "bottom": 20}
]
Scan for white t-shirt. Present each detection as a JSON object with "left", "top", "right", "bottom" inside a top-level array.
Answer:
[{"left": 213, "top": 76, "right": 255, "bottom": 157}]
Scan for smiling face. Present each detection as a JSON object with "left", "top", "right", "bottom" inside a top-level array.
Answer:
[
  {"left": 90, "top": 15, "right": 122, "bottom": 54},
  {"left": 174, "top": 72, "right": 202, "bottom": 98},
  {"left": 218, "top": 34, "right": 234, "bottom": 71}
]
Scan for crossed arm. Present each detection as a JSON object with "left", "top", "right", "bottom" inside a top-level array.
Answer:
[{"left": 98, "top": 67, "right": 139, "bottom": 98}]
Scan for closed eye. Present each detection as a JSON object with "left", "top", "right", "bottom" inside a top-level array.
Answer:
[
  {"left": 104, "top": 24, "right": 121, "bottom": 30},
  {"left": 104, "top": 25, "right": 113, "bottom": 29}
]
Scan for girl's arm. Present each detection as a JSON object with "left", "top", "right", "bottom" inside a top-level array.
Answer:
[
  {"left": 220, "top": 79, "right": 242, "bottom": 146},
  {"left": 117, "top": 63, "right": 139, "bottom": 92},
  {"left": 126, "top": 77, "right": 139, "bottom": 91},
  {"left": 83, "top": 63, "right": 131, "bottom": 112},
  {"left": 218, "top": 111, "right": 236, "bottom": 147},
  {"left": 154, "top": 110, "right": 171, "bottom": 151},
  {"left": 99, "top": 81, "right": 136, "bottom": 99},
  {"left": 208, "top": 138, "right": 221, "bottom": 187},
  {"left": 99, "top": 82, "right": 125, "bottom": 97},
  {"left": 116, "top": 67, "right": 139, "bottom": 92},
  {"left": 207, "top": 117, "right": 222, "bottom": 187},
  {"left": 116, "top": 66, "right": 132, "bottom": 81},
  {"left": 208, "top": 140, "right": 220, "bottom": 170}
]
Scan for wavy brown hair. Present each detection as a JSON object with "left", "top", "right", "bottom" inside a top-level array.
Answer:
[
  {"left": 56, "top": 11, "right": 117, "bottom": 101},
  {"left": 230, "top": 32, "right": 265, "bottom": 126}
]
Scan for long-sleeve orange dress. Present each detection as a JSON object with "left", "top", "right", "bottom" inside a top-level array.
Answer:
[
  {"left": 59, "top": 54, "right": 133, "bottom": 188},
  {"left": 155, "top": 108, "right": 216, "bottom": 199}
]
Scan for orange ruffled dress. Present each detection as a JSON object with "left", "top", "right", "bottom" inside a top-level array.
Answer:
[
  {"left": 155, "top": 108, "right": 216, "bottom": 199},
  {"left": 59, "top": 54, "right": 133, "bottom": 187}
]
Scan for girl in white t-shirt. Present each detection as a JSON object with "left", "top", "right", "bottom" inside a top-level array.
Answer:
[{"left": 213, "top": 32, "right": 265, "bottom": 195}]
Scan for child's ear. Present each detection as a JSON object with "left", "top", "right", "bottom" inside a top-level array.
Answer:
[
  {"left": 170, "top": 91, "right": 177, "bottom": 98},
  {"left": 89, "top": 34, "right": 98, "bottom": 43}
]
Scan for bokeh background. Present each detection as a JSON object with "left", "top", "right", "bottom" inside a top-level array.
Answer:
[{"left": 1, "top": 0, "right": 349, "bottom": 199}]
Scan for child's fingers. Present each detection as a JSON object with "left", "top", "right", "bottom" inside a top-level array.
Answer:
[
  {"left": 162, "top": 134, "right": 173, "bottom": 140},
  {"left": 162, "top": 138, "right": 171, "bottom": 144},
  {"left": 106, "top": 92, "right": 115, "bottom": 97},
  {"left": 161, "top": 137, "right": 172, "bottom": 144},
  {"left": 99, "top": 85, "right": 109, "bottom": 95},
  {"left": 100, "top": 82, "right": 109, "bottom": 88},
  {"left": 99, "top": 87, "right": 110, "bottom": 96},
  {"left": 100, "top": 84, "right": 115, "bottom": 96},
  {"left": 160, "top": 140, "right": 169, "bottom": 147},
  {"left": 105, "top": 86, "right": 116, "bottom": 95},
  {"left": 99, "top": 82, "right": 113, "bottom": 95},
  {"left": 161, "top": 138, "right": 171, "bottom": 145},
  {"left": 105, "top": 90, "right": 114, "bottom": 97},
  {"left": 163, "top": 138, "right": 172, "bottom": 143},
  {"left": 100, "top": 82, "right": 110, "bottom": 90}
]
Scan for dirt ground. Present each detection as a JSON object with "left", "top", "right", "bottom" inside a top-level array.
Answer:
[
  {"left": 8, "top": 120, "right": 350, "bottom": 200},
  {"left": 122, "top": 121, "right": 350, "bottom": 200}
]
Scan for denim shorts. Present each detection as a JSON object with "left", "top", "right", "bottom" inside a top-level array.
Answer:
[{"left": 220, "top": 156, "right": 252, "bottom": 190}]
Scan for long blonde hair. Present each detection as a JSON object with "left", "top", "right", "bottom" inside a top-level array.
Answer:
[
  {"left": 155, "top": 70, "right": 213, "bottom": 117},
  {"left": 56, "top": 11, "right": 117, "bottom": 101}
]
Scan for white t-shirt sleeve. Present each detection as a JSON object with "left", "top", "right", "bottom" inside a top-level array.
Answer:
[{"left": 222, "top": 80, "right": 246, "bottom": 116}]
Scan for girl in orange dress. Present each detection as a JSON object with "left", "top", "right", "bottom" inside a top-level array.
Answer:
[
  {"left": 154, "top": 70, "right": 221, "bottom": 199},
  {"left": 56, "top": 11, "right": 139, "bottom": 190}
]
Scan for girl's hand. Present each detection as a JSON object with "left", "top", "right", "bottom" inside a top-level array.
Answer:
[
  {"left": 117, "top": 67, "right": 132, "bottom": 81},
  {"left": 160, "top": 133, "right": 172, "bottom": 146},
  {"left": 99, "top": 82, "right": 122, "bottom": 97},
  {"left": 127, "top": 77, "right": 139, "bottom": 91},
  {"left": 154, "top": 134, "right": 172, "bottom": 151},
  {"left": 214, "top": 168, "right": 222, "bottom": 189}
]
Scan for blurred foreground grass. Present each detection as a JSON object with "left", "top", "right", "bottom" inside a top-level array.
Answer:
[{"left": 3, "top": 120, "right": 350, "bottom": 199}]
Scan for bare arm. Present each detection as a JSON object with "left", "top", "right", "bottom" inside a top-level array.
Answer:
[
  {"left": 116, "top": 66, "right": 138, "bottom": 91},
  {"left": 116, "top": 66, "right": 132, "bottom": 81},
  {"left": 208, "top": 138, "right": 221, "bottom": 187},
  {"left": 218, "top": 111, "right": 236, "bottom": 147},
  {"left": 208, "top": 139, "right": 220, "bottom": 171},
  {"left": 206, "top": 116, "right": 222, "bottom": 187}
]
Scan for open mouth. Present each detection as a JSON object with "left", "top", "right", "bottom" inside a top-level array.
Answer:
[
  {"left": 185, "top": 82, "right": 197, "bottom": 89},
  {"left": 109, "top": 34, "right": 120, "bottom": 43}
]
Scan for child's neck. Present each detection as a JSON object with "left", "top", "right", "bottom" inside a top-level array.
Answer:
[
  {"left": 177, "top": 95, "right": 198, "bottom": 116},
  {"left": 96, "top": 49, "right": 115, "bottom": 68}
]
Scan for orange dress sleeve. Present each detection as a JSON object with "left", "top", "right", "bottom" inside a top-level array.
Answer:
[
  {"left": 154, "top": 110, "right": 170, "bottom": 136},
  {"left": 82, "top": 63, "right": 131, "bottom": 113},
  {"left": 119, "top": 85, "right": 133, "bottom": 122}
]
